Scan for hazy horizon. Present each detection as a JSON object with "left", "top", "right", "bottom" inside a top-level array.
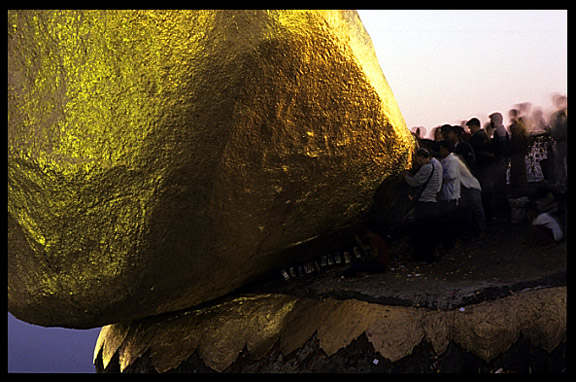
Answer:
[{"left": 358, "top": 10, "right": 567, "bottom": 137}]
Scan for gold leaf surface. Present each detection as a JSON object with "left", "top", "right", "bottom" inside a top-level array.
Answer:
[
  {"left": 9, "top": 10, "right": 414, "bottom": 328},
  {"left": 94, "top": 287, "right": 566, "bottom": 372}
]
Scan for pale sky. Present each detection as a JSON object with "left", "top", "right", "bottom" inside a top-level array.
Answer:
[{"left": 357, "top": 10, "right": 567, "bottom": 137}]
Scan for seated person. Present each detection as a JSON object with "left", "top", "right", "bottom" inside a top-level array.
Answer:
[
  {"left": 343, "top": 223, "right": 389, "bottom": 277},
  {"left": 527, "top": 197, "right": 563, "bottom": 247},
  {"left": 530, "top": 211, "right": 563, "bottom": 247}
]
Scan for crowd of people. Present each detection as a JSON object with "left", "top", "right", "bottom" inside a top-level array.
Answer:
[
  {"left": 400, "top": 94, "right": 568, "bottom": 263},
  {"left": 279, "top": 96, "right": 568, "bottom": 280}
]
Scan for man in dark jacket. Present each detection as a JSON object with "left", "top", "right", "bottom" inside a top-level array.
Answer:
[
  {"left": 466, "top": 117, "right": 496, "bottom": 220},
  {"left": 448, "top": 125, "right": 476, "bottom": 171}
]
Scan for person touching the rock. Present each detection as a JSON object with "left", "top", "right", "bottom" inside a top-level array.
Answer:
[{"left": 403, "top": 148, "right": 443, "bottom": 263}]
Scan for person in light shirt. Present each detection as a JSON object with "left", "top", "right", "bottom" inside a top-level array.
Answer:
[
  {"left": 438, "top": 140, "right": 488, "bottom": 242},
  {"left": 437, "top": 140, "right": 461, "bottom": 247},
  {"left": 438, "top": 140, "right": 460, "bottom": 204},
  {"left": 403, "top": 148, "right": 443, "bottom": 263}
]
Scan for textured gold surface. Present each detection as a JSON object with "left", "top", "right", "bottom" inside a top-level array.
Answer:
[
  {"left": 8, "top": 10, "right": 414, "bottom": 328},
  {"left": 94, "top": 287, "right": 567, "bottom": 373}
]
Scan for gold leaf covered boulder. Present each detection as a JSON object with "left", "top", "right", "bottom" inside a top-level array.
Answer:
[{"left": 8, "top": 10, "right": 414, "bottom": 328}]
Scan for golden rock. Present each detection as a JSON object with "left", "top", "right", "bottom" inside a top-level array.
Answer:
[{"left": 8, "top": 10, "right": 414, "bottom": 328}]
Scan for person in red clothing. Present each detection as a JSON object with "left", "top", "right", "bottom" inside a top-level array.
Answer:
[
  {"left": 343, "top": 223, "right": 389, "bottom": 277},
  {"left": 364, "top": 228, "right": 390, "bottom": 269}
]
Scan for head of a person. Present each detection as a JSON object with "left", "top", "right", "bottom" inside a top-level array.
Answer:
[
  {"left": 440, "top": 124, "right": 452, "bottom": 140},
  {"left": 438, "top": 140, "right": 453, "bottom": 158},
  {"left": 411, "top": 126, "right": 427, "bottom": 139},
  {"left": 448, "top": 125, "right": 464, "bottom": 141},
  {"left": 509, "top": 109, "right": 519, "bottom": 122},
  {"left": 553, "top": 94, "right": 567, "bottom": 110},
  {"left": 489, "top": 112, "right": 503, "bottom": 126},
  {"left": 415, "top": 147, "right": 431, "bottom": 166},
  {"left": 466, "top": 117, "right": 481, "bottom": 133},
  {"left": 433, "top": 126, "right": 443, "bottom": 141},
  {"left": 532, "top": 107, "right": 544, "bottom": 120}
]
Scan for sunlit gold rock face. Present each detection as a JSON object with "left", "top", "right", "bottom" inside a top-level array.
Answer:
[{"left": 8, "top": 10, "right": 414, "bottom": 328}]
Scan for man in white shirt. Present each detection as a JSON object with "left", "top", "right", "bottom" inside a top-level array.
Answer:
[
  {"left": 438, "top": 140, "right": 460, "bottom": 204},
  {"left": 437, "top": 140, "right": 461, "bottom": 247},
  {"left": 438, "top": 140, "right": 489, "bottom": 240}
]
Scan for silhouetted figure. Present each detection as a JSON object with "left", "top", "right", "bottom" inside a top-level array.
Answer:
[
  {"left": 467, "top": 117, "right": 496, "bottom": 220},
  {"left": 550, "top": 94, "right": 567, "bottom": 192},
  {"left": 488, "top": 112, "right": 510, "bottom": 211},
  {"left": 508, "top": 109, "right": 529, "bottom": 197},
  {"left": 432, "top": 126, "right": 444, "bottom": 142},
  {"left": 458, "top": 158, "right": 487, "bottom": 238},
  {"left": 411, "top": 126, "right": 427, "bottom": 141},
  {"left": 531, "top": 107, "right": 549, "bottom": 134},
  {"left": 448, "top": 125, "right": 476, "bottom": 170},
  {"left": 440, "top": 124, "right": 452, "bottom": 140}
]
